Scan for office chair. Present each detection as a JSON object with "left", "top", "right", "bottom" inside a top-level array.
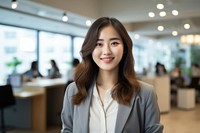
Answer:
[
  {"left": 187, "top": 77, "right": 200, "bottom": 102},
  {"left": 0, "top": 84, "right": 16, "bottom": 133}
]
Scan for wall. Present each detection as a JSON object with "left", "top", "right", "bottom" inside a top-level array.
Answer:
[{"left": 32, "top": 0, "right": 100, "bottom": 19}]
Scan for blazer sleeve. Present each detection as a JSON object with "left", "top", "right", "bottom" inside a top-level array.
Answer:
[
  {"left": 61, "top": 83, "right": 75, "bottom": 133},
  {"left": 143, "top": 85, "right": 164, "bottom": 133}
]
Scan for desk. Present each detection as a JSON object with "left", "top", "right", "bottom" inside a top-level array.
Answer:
[
  {"left": 13, "top": 78, "right": 66, "bottom": 131},
  {"left": 178, "top": 88, "right": 195, "bottom": 109},
  {"left": 141, "top": 76, "right": 171, "bottom": 113}
]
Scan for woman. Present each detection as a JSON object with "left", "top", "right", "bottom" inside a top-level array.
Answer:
[
  {"left": 48, "top": 59, "right": 61, "bottom": 79},
  {"left": 66, "top": 58, "right": 80, "bottom": 82},
  {"left": 23, "top": 61, "right": 43, "bottom": 80},
  {"left": 61, "top": 17, "right": 163, "bottom": 133}
]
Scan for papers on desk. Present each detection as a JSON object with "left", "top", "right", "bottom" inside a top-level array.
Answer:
[
  {"left": 24, "top": 78, "right": 66, "bottom": 87},
  {"left": 14, "top": 90, "right": 43, "bottom": 99}
]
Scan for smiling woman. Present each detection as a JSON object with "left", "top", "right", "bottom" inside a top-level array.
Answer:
[
  {"left": 61, "top": 17, "right": 163, "bottom": 133},
  {"left": 92, "top": 25, "right": 124, "bottom": 71}
]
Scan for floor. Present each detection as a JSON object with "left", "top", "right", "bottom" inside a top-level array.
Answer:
[
  {"left": 161, "top": 103, "right": 200, "bottom": 133},
  {"left": 6, "top": 103, "right": 200, "bottom": 133}
]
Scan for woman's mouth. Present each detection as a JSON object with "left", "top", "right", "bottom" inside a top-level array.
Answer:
[{"left": 100, "top": 57, "right": 114, "bottom": 63}]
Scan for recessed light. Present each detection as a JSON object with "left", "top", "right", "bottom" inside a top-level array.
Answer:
[
  {"left": 86, "top": 20, "right": 92, "bottom": 26},
  {"left": 184, "top": 24, "right": 190, "bottom": 29},
  {"left": 11, "top": 0, "right": 18, "bottom": 9},
  {"left": 148, "top": 12, "right": 155, "bottom": 17},
  {"left": 62, "top": 13, "right": 68, "bottom": 22},
  {"left": 172, "top": 31, "right": 178, "bottom": 36},
  {"left": 157, "top": 26, "right": 164, "bottom": 31},
  {"left": 37, "top": 10, "right": 46, "bottom": 16},
  {"left": 159, "top": 11, "right": 166, "bottom": 17},
  {"left": 157, "top": 4, "right": 164, "bottom": 10},
  {"left": 172, "top": 10, "right": 179, "bottom": 16},
  {"left": 134, "top": 34, "right": 140, "bottom": 39}
]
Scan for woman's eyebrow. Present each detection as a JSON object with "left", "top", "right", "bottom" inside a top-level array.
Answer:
[
  {"left": 97, "top": 39, "right": 104, "bottom": 41},
  {"left": 110, "top": 37, "right": 121, "bottom": 41},
  {"left": 97, "top": 37, "right": 121, "bottom": 41}
]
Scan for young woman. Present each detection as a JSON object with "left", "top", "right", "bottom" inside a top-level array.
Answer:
[
  {"left": 48, "top": 59, "right": 61, "bottom": 79},
  {"left": 61, "top": 17, "right": 163, "bottom": 133},
  {"left": 23, "top": 61, "right": 43, "bottom": 80}
]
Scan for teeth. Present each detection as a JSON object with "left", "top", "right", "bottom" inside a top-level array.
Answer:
[{"left": 101, "top": 57, "right": 113, "bottom": 59}]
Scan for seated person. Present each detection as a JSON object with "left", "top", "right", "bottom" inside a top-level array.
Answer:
[
  {"left": 191, "top": 63, "right": 200, "bottom": 77},
  {"left": 23, "top": 61, "right": 43, "bottom": 81},
  {"left": 48, "top": 59, "right": 61, "bottom": 79},
  {"left": 64, "top": 58, "right": 80, "bottom": 92},
  {"left": 66, "top": 58, "right": 80, "bottom": 85},
  {"left": 155, "top": 62, "right": 167, "bottom": 76}
]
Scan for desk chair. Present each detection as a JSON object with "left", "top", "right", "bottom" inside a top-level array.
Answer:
[
  {"left": 185, "top": 77, "right": 200, "bottom": 102},
  {"left": 170, "top": 77, "right": 185, "bottom": 105},
  {"left": 0, "top": 84, "right": 16, "bottom": 133}
]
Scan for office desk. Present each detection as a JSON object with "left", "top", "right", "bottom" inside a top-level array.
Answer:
[
  {"left": 13, "top": 78, "right": 66, "bottom": 131},
  {"left": 141, "top": 76, "right": 171, "bottom": 113}
]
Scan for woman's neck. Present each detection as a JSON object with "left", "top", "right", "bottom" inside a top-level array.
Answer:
[{"left": 96, "top": 70, "right": 118, "bottom": 90}]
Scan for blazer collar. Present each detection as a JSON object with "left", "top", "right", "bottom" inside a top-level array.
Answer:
[
  {"left": 78, "top": 82, "right": 94, "bottom": 133},
  {"left": 77, "top": 82, "right": 137, "bottom": 133},
  {"left": 115, "top": 93, "right": 137, "bottom": 133}
]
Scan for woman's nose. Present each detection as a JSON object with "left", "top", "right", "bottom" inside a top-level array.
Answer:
[{"left": 103, "top": 45, "right": 111, "bottom": 55}]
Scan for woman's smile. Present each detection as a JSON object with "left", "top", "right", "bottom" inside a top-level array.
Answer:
[{"left": 100, "top": 57, "right": 115, "bottom": 63}]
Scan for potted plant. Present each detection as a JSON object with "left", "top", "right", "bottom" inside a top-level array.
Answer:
[{"left": 6, "top": 57, "right": 22, "bottom": 74}]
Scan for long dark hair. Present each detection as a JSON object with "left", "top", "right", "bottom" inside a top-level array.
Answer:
[
  {"left": 73, "top": 17, "right": 140, "bottom": 105},
  {"left": 51, "top": 59, "right": 60, "bottom": 72}
]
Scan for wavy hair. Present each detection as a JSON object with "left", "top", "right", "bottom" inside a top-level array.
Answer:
[{"left": 73, "top": 17, "right": 140, "bottom": 105}]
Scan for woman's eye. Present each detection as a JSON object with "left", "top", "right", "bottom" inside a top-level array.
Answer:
[
  {"left": 111, "top": 42, "right": 119, "bottom": 46},
  {"left": 96, "top": 43, "right": 103, "bottom": 47}
]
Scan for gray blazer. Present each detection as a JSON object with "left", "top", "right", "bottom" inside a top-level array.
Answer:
[{"left": 61, "top": 81, "right": 163, "bottom": 133}]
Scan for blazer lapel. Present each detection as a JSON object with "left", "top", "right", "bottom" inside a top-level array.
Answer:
[
  {"left": 115, "top": 94, "right": 137, "bottom": 133},
  {"left": 78, "top": 83, "right": 94, "bottom": 133}
]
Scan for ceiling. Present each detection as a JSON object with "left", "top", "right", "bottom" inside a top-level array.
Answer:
[{"left": 0, "top": 0, "right": 200, "bottom": 38}]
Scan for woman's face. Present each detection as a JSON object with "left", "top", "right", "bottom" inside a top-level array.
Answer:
[{"left": 92, "top": 25, "right": 124, "bottom": 72}]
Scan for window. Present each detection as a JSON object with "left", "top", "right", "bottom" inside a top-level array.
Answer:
[
  {"left": 73, "top": 37, "right": 84, "bottom": 61},
  {"left": 0, "top": 25, "right": 37, "bottom": 83},
  {"left": 39, "top": 31, "right": 72, "bottom": 77}
]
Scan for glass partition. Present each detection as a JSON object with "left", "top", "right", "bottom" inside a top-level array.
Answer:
[
  {"left": 0, "top": 25, "right": 37, "bottom": 84},
  {"left": 73, "top": 37, "right": 84, "bottom": 62},
  {"left": 39, "top": 31, "right": 72, "bottom": 78}
]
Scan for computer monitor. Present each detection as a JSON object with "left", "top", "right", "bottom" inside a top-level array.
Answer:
[{"left": 8, "top": 74, "right": 23, "bottom": 88}]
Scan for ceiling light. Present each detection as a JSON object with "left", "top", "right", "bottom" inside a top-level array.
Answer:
[
  {"left": 157, "top": 26, "right": 164, "bottom": 31},
  {"left": 11, "top": 0, "right": 18, "bottom": 9},
  {"left": 172, "top": 31, "right": 178, "bottom": 36},
  {"left": 134, "top": 34, "right": 140, "bottom": 39},
  {"left": 172, "top": 10, "right": 179, "bottom": 16},
  {"left": 37, "top": 10, "right": 46, "bottom": 16},
  {"left": 148, "top": 12, "right": 155, "bottom": 17},
  {"left": 181, "top": 35, "right": 200, "bottom": 45},
  {"left": 86, "top": 20, "right": 92, "bottom": 26},
  {"left": 157, "top": 4, "right": 164, "bottom": 10},
  {"left": 159, "top": 11, "right": 166, "bottom": 17},
  {"left": 62, "top": 13, "right": 68, "bottom": 22},
  {"left": 184, "top": 24, "right": 190, "bottom": 29}
]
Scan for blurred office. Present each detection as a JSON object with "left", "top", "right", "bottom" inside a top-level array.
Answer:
[{"left": 0, "top": 0, "right": 200, "bottom": 133}]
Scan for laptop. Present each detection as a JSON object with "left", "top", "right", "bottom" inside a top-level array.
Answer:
[{"left": 8, "top": 74, "right": 23, "bottom": 89}]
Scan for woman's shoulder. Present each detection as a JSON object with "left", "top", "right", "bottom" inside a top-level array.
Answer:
[
  {"left": 138, "top": 80, "right": 154, "bottom": 90},
  {"left": 65, "top": 82, "right": 78, "bottom": 96},
  {"left": 137, "top": 80, "right": 156, "bottom": 99}
]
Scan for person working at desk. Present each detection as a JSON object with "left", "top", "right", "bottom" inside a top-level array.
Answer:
[
  {"left": 61, "top": 17, "right": 163, "bottom": 133},
  {"left": 66, "top": 58, "right": 80, "bottom": 84},
  {"left": 23, "top": 61, "right": 43, "bottom": 81},
  {"left": 48, "top": 59, "right": 61, "bottom": 79}
]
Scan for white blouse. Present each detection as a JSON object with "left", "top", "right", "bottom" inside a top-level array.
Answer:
[{"left": 89, "top": 84, "right": 119, "bottom": 133}]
